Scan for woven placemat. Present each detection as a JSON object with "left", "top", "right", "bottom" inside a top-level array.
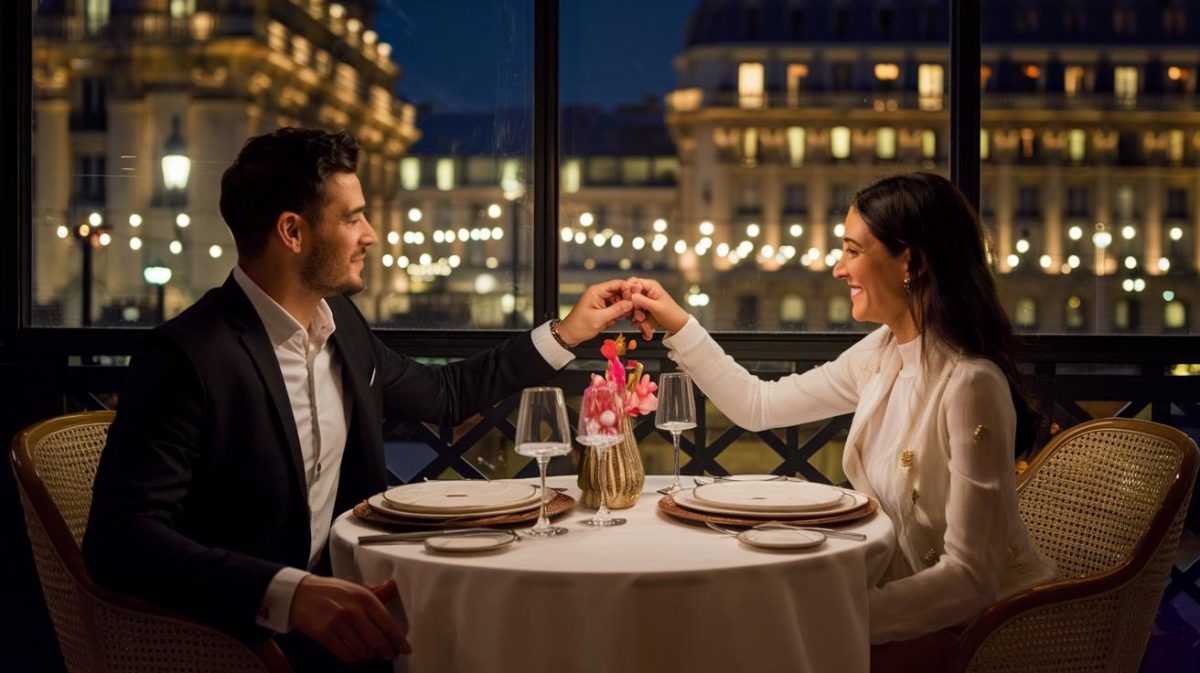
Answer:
[
  {"left": 354, "top": 491, "right": 575, "bottom": 530},
  {"left": 657, "top": 493, "right": 878, "bottom": 528}
]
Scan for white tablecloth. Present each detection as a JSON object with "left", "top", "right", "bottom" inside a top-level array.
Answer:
[{"left": 330, "top": 475, "right": 895, "bottom": 673}]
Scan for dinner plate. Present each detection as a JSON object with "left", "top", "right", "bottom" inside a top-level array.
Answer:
[
  {"left": 424, "top": 531, "right": 518, "bottom": 553},
  {"left": 673, "top": 487, "right": 868, "bottom": 519},
  {"left": 692, "top": 481, "right": 846, "bottom": 513},
  {"left": 737, "top": 527, "right": 826, "bottom": 550},
  {"left": 382, "top": 481, "right": 540, "bottom": 514},
  {"left": 367, "top": 493, "right": 540, "bottom": 520}
]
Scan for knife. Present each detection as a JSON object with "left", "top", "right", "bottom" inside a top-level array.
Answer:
[{"left": 358, "top": 528, "right": 514, "bottom": 545}]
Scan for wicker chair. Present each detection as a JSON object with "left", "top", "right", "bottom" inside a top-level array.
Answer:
[
  {"left": 10, "top": 411, "right": 291, "bottom": 673},
  {"left": 947, "top": 418, "right": 1199, "bottom": 673}
]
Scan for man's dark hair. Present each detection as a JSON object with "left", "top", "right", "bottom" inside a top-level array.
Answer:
[{"left": 219, "top": 128, "right": 360, "bottom": 258}]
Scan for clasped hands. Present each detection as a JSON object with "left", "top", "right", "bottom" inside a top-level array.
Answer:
[{"left": 556, "top": 277, "right": 689, "bottom": 347}]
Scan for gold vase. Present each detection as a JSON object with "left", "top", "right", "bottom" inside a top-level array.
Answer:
[{"left": 577, "top": 416, "right": 644, "bottom": 509}]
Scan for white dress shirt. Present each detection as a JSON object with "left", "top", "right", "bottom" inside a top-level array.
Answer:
[{"left": 235, "top": 267, "right": 575, "bottom": 632}]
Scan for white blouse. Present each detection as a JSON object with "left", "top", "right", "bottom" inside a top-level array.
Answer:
[{"left": 661, "top": 317, "right": 1058, "bottom": 643}]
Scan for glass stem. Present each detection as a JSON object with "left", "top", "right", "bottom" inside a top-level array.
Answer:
[
  {"left": 534, "top": 455, "right": 550, "bottom": 530},
  {"left": 671, "top": 431, "right": 682, "bottom": 491},
  {"left": 596, "top": 447, "right": 611, "bottom": 521}
]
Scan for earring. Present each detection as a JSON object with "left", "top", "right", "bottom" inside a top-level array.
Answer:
[{"left": 902, "top": 276, "right": 912, "bottom": 293}]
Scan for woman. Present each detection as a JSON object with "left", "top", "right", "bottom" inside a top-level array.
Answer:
[{"left": 627, "top": 173, "right": 1058, "bottom": 670}]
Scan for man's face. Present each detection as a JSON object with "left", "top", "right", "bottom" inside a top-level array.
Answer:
[{"left": 300, "top": 172, "right": 376, "bottom": 297}]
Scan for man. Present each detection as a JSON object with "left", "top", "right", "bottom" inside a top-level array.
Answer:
[{"left": 83, "top": 128, "right": 631, "bottom": 671}]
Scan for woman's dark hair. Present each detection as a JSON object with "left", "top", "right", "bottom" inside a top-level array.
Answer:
[
  {"left": 219, "top": 128, "right": 359, "bottom": 258},
  {"left": 852, "top": 172, "right": 1040, "bottom": 454}
]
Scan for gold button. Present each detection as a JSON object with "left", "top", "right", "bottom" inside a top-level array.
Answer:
[
  {"left": 898, "top": 450, "right": 914, "bottom": 468},
  {"left": 911, "top": 488, "right": 920, "bottom": 504},
  {"left": 923, "top": 548, "right": 939, "bottom": 566},
  {"left": 973, "top": 425, "right": 989, "bottom": 442}
]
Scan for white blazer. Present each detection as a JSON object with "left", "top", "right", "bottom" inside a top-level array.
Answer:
[{"left": 662, "top": 318, "right": 1058, "bottom": 643}]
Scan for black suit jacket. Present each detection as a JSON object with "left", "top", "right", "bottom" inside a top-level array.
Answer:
[{"left": 83, "top": 276, "right": 557, "bottom": 640}]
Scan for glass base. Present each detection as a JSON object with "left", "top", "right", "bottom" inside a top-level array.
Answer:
[
  {"left": 524, "top": 525, "right": 569, "bottom": 537},
  {"left": 582, "top": 517, "right": 627, "bottom": 527},
  {"left": 656, "top": 484, "right": 683, "bottom": 495}
]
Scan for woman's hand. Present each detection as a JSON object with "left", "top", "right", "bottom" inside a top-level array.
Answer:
[{"left": 624, "top": 277, "right": 689, "bottom": 339}]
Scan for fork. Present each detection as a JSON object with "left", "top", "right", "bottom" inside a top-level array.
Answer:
[{"left": 703, "top": 520, "right": 867, "bottom": 541}]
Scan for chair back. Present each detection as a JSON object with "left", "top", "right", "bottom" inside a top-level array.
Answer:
[
  {"left": 11, "top": 411, "right": 288, "bottom": 673},
  {"left": 978, "top": 417, "right": 1200, "bottom": 673}
]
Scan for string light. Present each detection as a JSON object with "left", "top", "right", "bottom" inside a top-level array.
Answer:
[
  {"left": 789, "top": 224, "right": 803, "bottom": 237},
  {"left": 746, "top": 223, "right": 760, "bottom": 238},
  {"left": 699, "top": 221, "right": 714, "bottom": 236},
  {"left": 652, "top": 218, "right": 667, "bottom": 232}
]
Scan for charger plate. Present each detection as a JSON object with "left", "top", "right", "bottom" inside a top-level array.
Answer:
[
  {"left": 354, "top": 491, "right": 575, "bottom": 530},
  {"left": 367, "top": 493, "right": 540, "bottom": 520},
  {"left": 675, "top": 487, "right": 868, "bottom": 518},
  {"left": 658, "top": 493, "right": 877, "bottom": 528}
]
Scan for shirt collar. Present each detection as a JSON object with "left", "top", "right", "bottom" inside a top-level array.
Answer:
[{"left": 232, "top": 266, "right": 337, "bottom": 348}]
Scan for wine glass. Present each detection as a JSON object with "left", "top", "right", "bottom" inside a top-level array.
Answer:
[
  {"left": 514, "top": 387, "right": 573, "bottom": 537},
  {"left": 576, "top": 383, "right": 627, "bottom": 526},
  {"left": 655, "top": 372, "right": 697, "bottom": 494}
]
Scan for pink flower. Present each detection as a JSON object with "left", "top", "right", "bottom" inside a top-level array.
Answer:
[{"left": 625, "top": 375, "right": 658, "bottom": 416}]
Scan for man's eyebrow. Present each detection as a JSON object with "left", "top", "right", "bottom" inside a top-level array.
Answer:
[{"left": 344, "top": 205, "right": 366, "bottom": 217}]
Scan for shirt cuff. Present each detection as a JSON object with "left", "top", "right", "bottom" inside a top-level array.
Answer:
[
  {"left": 661, "top": 315, "right": 705, "bottom": 354},
  {"left": 531, "top": 321, "right": 575, "bottom": 370},
  {"left": 255, "top": 567, "right": 310, "bottom": 634}
]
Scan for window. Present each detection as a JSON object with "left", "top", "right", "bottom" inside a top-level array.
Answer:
[
  {"left": 1066, "top": 187, "right": 1089, "bottom": 217},
  {"left": 1166, "top": 188, "right": 1188, "bottom": 219},
  {"left": 1064, "top": 5, "right": 1085, "bottom": 35},
  {"left": 735, "top": 295, "right": 759, "bottom": 329},
  {"left": 1114, "top": 66, "right": 1138, "bottom": 105},
  {"left": 562, "top": 159, "right": 581, "bottom": 193},
  {"left": 1114, "top": 298, "right": 1139, "bottom": 331},
  {"left": 918, "top": 64, "right": 944, "bottom": 110},
  {"left": 780, "top": 294, "right": 807, "bottom": 328},
  {"left": 876, "top": 127, "right": 897, "bottom": 160},
  {"left": 831, "top": 127, "right": 852, "bottom": 160},
  {"left": 874, "top": 63, "right": 900, "bottom": 85},
  {"left": 1017, "top": 187, "right": 1039, "bottom": 217},
  {"left": 1063, "top": 66, "right": 1088, "bottom": 97},
  {"left": 1163, "top": 6, "right": 1186, "bottom": 35},
  {"left": 921, "top": 130, "right": 937, "bottom": 160},
  {"left": 786, "top": 63, "right": 809, "bottom": 106},
  {"left": 784, "top": 184, "right": 808, "bottom": 214},
  {"left": 1015, "top": 6, "right": 1038, "bottom": 34},
  {"left": 1167, "top": 130, "right": 1185, "bottom": 164},
  {"left": 1014, "top": 298, "right": 1038, "bottom": 329},
  {"left": 1166, "top": 66, "right": 1194, "bottom": 94},
  {"left": 1115, "top": 185, "right": 1136, "bottom": 220},
  {"left": 786, "top": 127, "right": 806, "bottom": 167},
  {"left": 738, "top": 62, "right": 765, "bottom": 109},
  {"left": 980, "top": 129, "right": 989, "bottom": 161},
  {"left": 86, "top": 0, "right": 110, "bottom": 34},
  {"left": 827, "top": 296, "right": 852, "bottom": 326},
  {"left": 1068, "top": 129, "right": 1086, "bottom": 163},
  {"left": 1065, "top": 296, "right": 1087, "bottom": 330},
  {"left": 1113, "top": 6, "right": 1136, "bottom": 35},
  {"left": 1165, "top": 301, "right": 1188, "bottom": 330},
  {"left": 1019, "top": 127, "right": 1038, "bottom": 161},
  {"left": 169, "top": 0, "right": 196, "bottom": 19},
  {"left": 400, "top": 158, "right": 421, "bottom": 190}
]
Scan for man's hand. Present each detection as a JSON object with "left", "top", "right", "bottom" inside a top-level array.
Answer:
[
  {"left": 557, "top": 280, "right": 634, "bottom": 347},
  {"left": 290, "top": 576, "right": 411, "bottom": 663},
  {"left": 624, "top": 277, "right": 689, "bottom": 339}
]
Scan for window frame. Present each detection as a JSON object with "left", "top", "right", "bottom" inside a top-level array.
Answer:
[{"left": 2, "top": 0, "right": 1198, "bottom": 362}]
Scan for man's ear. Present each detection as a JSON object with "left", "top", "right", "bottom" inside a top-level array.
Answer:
[{"left": 275, "top": 211, "right": 305, "bottom": 254}]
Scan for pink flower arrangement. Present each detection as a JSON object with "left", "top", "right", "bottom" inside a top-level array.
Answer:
[{"left": 591, "top": 334, "right": 658, "bottom": 418}]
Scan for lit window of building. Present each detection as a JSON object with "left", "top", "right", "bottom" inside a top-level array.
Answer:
[
  {"left": 874, "top": 63, "right": 900, "bottom": 82},
  {"left": 786, "top": 127, "right": 806, "bottom": 167},
  {"left": 980, "top": 129, "right": 990, "bottom": 161},
  {"left": 1168, "top": 130, "right": 1185, "bottom": 164},
  {"left": 1114, "top": 66, "right": 1138, "bottom": 105},
  {"left": 918, "top": 64, "right": 943, "bottom": 110},
  {"left": 1068, "top": 129, "right": 1086, "bottom": 162},
  {"left": 831, "top": 126, "right": 851, "bottom": 160},
  {"left": 876, "top": 127, "right": 896, "bottom": 160},
  {"left": 435, "top": 158, "right": 455, "bottom": 191},
  {"left": 400, "top": 157, "right": 420, "bottom": 190},
  {"left": 786, "top": 63, "right": 809, "bottom": 106},
  {"left": 1064, "top": 66, "right": 1087, "bottom": 97},
  {"left": 780, "top": 294, "right": 807, "bottom": 326},
  {"left": 1165, "top": 301, "right": 1189, "bottom": 329},
  {"left": 1014, "top": 298, "right": 1038, "bottom": 328},
  {"left": 170, "top": 0, "right": 196, "bottom": 19},
  {"left": 742, "top": 127, "right": 759, "bottom": 166},
  {"left": 980, "top": 65, "right": 992, "bottom": 89},
  {"left": 921, "top": 130, "right": 937, "bottom": 160},
  {"left": 738, "top": 62, "right": 765, "bottom": 109}
]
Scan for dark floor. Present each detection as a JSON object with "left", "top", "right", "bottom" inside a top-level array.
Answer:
[{"left": 1143, "top": 530, "right": 1200, "bottom": 673}]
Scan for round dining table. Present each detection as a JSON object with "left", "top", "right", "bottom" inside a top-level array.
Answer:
[{"left": 330, "top": 475, "right": 896, "bottom": 673}]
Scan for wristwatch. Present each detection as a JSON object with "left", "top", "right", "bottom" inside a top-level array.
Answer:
[{"left": 548, "top": 318, "right": 573, "bottom": 349}]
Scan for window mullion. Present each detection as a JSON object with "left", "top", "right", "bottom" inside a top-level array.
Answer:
[
  {"left": 533, "top": 0, "right": 560, "bottom": 322},
  {"left": 950, "top": 0, "right": 982, "bottom": 213}
]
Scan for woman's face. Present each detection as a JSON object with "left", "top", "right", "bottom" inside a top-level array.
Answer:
[{"left": 832, "top": 207, "right": 913, "bottom": 332}]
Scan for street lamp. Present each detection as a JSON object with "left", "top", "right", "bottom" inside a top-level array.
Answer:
[
  {"left": 74, "top": 212, "right": 111, "bottom": 326},
  {"left": 1091, "top": 223, "right": 1112, "bottom": 331},
  {"left": 161, "top": 115, "right": 191, "bottom": 203},
  {"left": 143, "top": 263, "right": 172, "bottom": 324}
]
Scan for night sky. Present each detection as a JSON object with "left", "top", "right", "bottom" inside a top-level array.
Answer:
[{"left": 373, "top": 0, "right": 697, "bottom": 112}]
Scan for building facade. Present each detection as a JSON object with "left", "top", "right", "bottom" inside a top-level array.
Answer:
[{"left": 31, "top": 0, "right": 418, "bottom": 326}]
